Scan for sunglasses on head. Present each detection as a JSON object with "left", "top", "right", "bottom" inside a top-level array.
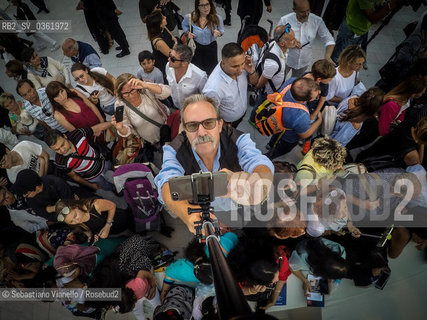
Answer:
[
  {"left": 184, "top": 118, "right": 218, "bottom": 132},
  {"left": 169, "top": 53, "right": 184, "bottom": 63},
  {"left": 277, "top": 23, "right": 292, "bottom": 41}
]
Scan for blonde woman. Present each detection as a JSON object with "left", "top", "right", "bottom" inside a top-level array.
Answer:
[
  {"left": 326, "top": 45, "right": 366, "bottom": 106},
  {"left": 112, "top": 73, "right": 170, "bottom": 145}
]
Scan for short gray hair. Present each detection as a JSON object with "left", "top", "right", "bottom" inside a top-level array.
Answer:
[
  {"left": 180, "top": 94, "right": 220, "bottom": 124},
  {"left": 173, "top": 44, "right": 193, "bottom": 63}
]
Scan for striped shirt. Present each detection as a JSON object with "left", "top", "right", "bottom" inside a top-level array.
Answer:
[
  {"left": 55, "top": 128, "right": 104, "bottom": 180},
  {"left": 23, "top": 88, "right": 67, "bottom": 132}
]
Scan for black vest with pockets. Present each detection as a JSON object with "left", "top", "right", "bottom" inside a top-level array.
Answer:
[{"left": 170, "top": 125, "right": 244, "bottom": 175}]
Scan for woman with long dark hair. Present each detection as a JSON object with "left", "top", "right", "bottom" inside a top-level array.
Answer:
[
  {"left": 71, "top": 62, "right": 117, "bottom": 116},
  {"left": 183, "top": 0, "right": 224, "bottom": 74},
  {"left": 146, "top": 11, "right": 177, "bottom": 76},
  {"left": 330, "top": 87, "right": 384, "bottom": 146},
  {"left": 46, "top": 81, "right": 105, "bottom": 132},
  {"left": 378, "top": 75, "right": 426, "bottom": 136},
  {"left": 55, "top": 198, "right": 133, "bottom": 239}
]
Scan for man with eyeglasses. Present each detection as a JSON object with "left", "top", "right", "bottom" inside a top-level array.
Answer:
[
  {"left": 62, "top": 38, "right": 102, "bottom": 69},
  {"left": 278, "top": 0, "right": 335, "bottom": 78},
  {"left": 203, "top": 42, "right": 259, "bottom": 128},
  {"left": 155, "top": 94, "right": 274, "bottom": 234},
  {"left": 16, "top": 79, "right": 67, "bottom": 133},
  {"left": 166, "top": 44, "right": 207, "bottom": 109}
]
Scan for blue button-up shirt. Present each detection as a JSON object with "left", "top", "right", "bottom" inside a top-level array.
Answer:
[
  {"left": 182, "top": 14, "right": 224, "bottom": 45},
  {"left": 203, "top": 63, "right": 249, "bottom": 122},
  {"left": 154, "top": 133, "right": 274, "bottom": 212}
]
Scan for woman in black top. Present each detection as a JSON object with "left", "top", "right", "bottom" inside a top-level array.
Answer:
[
  {"left": 55, "top": 198, "right": 133, "bottom": 239},
  {"left": 146, "top": 10, "right": 177, "bottom": 77}
]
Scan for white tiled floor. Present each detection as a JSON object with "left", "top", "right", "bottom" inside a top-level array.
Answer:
[{"left": 0, "top": 0, "right": 426, "bottom": 319}]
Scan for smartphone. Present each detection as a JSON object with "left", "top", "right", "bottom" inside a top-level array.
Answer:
[
  {"left": 115, "top": 105, "right": 124, "bottom": 123},
  {"left": 90, "top": 90, "right": 99, "bottom": 96},
  {"left": 168, "top": 171, "right": 228, "bottom": 202},
  {"left": 375, "top": 269, "right": 390, "bottom": 290}
]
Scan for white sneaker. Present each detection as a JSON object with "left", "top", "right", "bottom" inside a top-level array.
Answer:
[{"left": 51, "top": 43, "right": 60, "bottom": 52}]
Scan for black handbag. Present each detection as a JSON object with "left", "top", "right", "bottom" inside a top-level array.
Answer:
[{"left": 361, "top": 154, "right": 401, "bottom": 172}]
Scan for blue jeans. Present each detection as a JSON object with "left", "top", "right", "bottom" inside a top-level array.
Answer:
[
  {"left": 331, "top": 18, "right": 368, "bottom": 64},
  {"left": 88, "top": 160, "right": 114, "bottom": 191},
  {"left": 102, "top": 103, "right": 115, "bottom": 116}
]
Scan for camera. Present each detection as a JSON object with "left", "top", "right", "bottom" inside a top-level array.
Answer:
[{"left": 156, "top": 0, "right": 170, "bottom": 16}]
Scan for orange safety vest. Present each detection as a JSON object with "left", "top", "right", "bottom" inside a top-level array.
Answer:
[{"left": 255, "top": 84, "right": 309, "bottom": 136}]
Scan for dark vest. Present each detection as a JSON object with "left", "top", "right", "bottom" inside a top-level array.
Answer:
[
  {"left": 72, "top": 41, "right": 100, "bottom": 64},
  {"left": 170, "top": 126, "right": 244, "bottom": 175}
]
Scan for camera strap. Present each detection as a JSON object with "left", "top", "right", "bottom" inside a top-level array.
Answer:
[{"left": 122, "top": 98, "right": 163, "bottom": 128}]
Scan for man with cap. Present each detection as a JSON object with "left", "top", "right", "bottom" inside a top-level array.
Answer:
[{"left": 11, "top": 169, "right": 79, "bottom": 222}]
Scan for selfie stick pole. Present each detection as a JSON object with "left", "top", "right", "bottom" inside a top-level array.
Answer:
[{"left": 186, "top": 172, "right": 276, "bottom": 320}]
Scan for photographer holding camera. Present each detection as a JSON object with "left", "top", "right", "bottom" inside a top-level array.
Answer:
[{"left": 154, "top": 94, "right": 274, "bottom": 234}]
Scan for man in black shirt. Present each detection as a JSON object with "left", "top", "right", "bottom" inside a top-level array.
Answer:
[{"left": 11, "top": 169, "right": 80, "bottom": 222}]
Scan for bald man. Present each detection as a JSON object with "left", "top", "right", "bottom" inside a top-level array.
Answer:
[
  {"left": 278, "top": 0, "right": 335, "bottom": 78},
  {"left": 62, "top": 38, "right": 102, "bottom": 69}
]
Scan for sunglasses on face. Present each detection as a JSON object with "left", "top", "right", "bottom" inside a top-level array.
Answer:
[
  {"left": 199, "top": 3, "right": 210, "bottom": 8},
  {"left": 169, "top": 53, "right": 184, "bottom": 63},
  {"left": 184, "top": 118, "right": 218, "bottom": 132},
  {"left": 57, "top": 206, "right": 70, "bottom": 222},
  {"left": 277, "top": 23, "right": 292, "bottom": 41}
]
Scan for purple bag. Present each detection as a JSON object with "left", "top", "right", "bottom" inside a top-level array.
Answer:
[{"left": 113, "top": 163, "right": 162, "bottom": 232}]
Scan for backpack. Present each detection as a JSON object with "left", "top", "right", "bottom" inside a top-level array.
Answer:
[
  {"left": 255, "top": 41, "right": 283, "bottom": 93},
  {"left": 254, "top": 84, "right": 309, "bottom": 136},
  {"left": 113, "top": 163, "right": 162, "bottom": 232}
]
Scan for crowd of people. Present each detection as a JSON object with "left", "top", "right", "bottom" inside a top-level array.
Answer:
[{"left": 0, "top": 0, "right": 427, "bottom": 319}]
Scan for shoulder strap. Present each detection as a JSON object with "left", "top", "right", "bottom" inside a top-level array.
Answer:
[
  {"left": 297, "top": 164, "right": 317, "bottom": 179},
  {"left": 69, "top": 153, "right": 103, "bottom": 161},
  {"left": 152, "top": 38, "right": 162, "bottom": 49},
  {"left": 76, "top": 85, "right": 89, "bottom": 94},
  {"left": 189, "top": 14, "right": 192, "bottom": 33},
  {"left": 122, "top": 99, "right": 163, "bottom": 128}
]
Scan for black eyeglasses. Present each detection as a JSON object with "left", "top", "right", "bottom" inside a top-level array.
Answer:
[
  {"left": 169, "top": 53, "right": 184, "bottom": 63},
  {"left": 184, "top": 118, "right": 218, "bottom": 132},
  {"left": 73, "top": 73, "right": 85, "bottom": 82},
  {"left": 277, "top": 23, "right": 291, "bottom": 41}
]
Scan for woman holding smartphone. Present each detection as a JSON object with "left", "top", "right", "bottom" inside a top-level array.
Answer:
[
  {"left": 112, "top": 73, "right": 170, "bottom": 145},
  {"left": 71, "top": 63, "right": 117, "bottom": 116}
]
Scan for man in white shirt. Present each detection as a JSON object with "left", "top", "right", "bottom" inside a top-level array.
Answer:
[
  {"left": 255, "top": 24, "right": 299, "bottom": 95},
  {"left": 0, "top": 140, "right": 50, "bottom": 183},
  {"left": 278, "top": 0, "right": 335, "bottom": 78},
  {"left": 203, "top": 43, "right": 259, "bottom": 128},
  {"left": 166, "top": 44, "right": 208, "bottom": 109}
]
